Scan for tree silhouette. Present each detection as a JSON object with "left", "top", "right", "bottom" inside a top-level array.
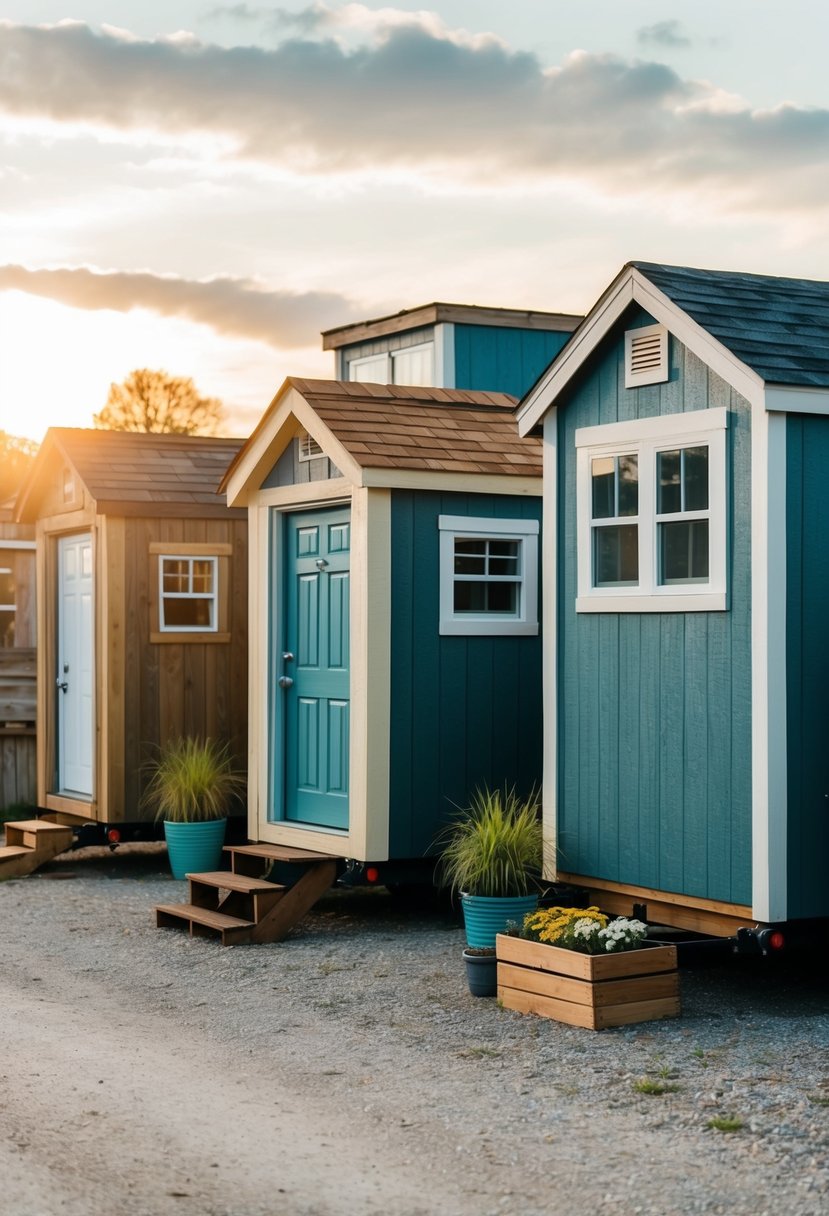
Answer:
[
  {"left": 0, "top": 431, "right": 38, "bottom": 502},
  {"left": 93, "top": 369, "right": 224, "bottom": 435}
]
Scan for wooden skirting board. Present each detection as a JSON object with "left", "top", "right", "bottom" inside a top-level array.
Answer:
[{"left": 557, "top": 873, "right": 758, "bottom": 938}]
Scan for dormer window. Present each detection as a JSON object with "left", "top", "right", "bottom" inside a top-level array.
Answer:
[{"left": 625, "top": 324, "right": 669, "bottom": 388}]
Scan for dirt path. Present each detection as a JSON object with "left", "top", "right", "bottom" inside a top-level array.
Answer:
[{"left": 2, "top": 845, "right": 829, "bottom": 1215}]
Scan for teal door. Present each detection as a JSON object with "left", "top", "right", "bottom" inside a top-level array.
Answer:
[{"left": 281, "top": 507, "right": 350, "bottom": 829}]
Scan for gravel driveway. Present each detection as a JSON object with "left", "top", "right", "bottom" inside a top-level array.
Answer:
[{"left": 2, "top": 844, "right": 828, "bottom": 1216}]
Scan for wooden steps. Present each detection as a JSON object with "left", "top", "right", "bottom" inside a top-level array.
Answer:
[
  {"left": 0, "top": 819, "right": 74, "bottom": 879},
  {"left": 154, "top": 843, "right": 339, "bottom": 946}
]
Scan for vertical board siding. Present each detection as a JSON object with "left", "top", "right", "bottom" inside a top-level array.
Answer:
[
  {"left": 786, "top": 416, "right": 829, "bottom": 917},
  {"left": 557, "top": 309, "right": 753, "bottom": 904},
  {"left": 454, "top": 326, "right": 571, "bottom": 398},
  {"left": 263, "top": 441, "right": 343, "bottom": 488},
  {"left": 388, "top": 490, "right": 543, "bottom": 859}
]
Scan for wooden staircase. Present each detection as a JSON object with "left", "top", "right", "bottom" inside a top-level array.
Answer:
[
  {"left": 0, "top": 819, "right": 74, "bottom": 879},
  {"left": 155, "top": 843, "right": 339, "bottom": 945}
]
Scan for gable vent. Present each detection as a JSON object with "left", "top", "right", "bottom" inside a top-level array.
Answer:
[
  {"left": 625, "top": 324, "right": 669, "bottom": 388},
  {"left": 297, "top": 430, "right": 324, "bottom": 462}
]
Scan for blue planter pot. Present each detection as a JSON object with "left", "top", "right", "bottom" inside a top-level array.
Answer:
[
  {"left": 460, "top": 893, "right": 539, "bottom": 948},
  {"left": 164, "top": 818, "right": 227, "bottom": 880},
  {"left": 463, "top": 949, "right": 497, "bottom": 997}
]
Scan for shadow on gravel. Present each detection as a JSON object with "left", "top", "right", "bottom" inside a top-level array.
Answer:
[{"left": 682, "top": 953, "right": 829, "bottom": 1021}]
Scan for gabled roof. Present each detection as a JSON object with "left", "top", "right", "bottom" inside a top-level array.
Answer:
[
  {"left": 322, "top": 302, "right": 582, "bottom": 348},
  {"left": 16, "top": 428, "right": 245, "bottom": 521},
  {"left": 632, "top": 262, "right": 829, "bottom": 389},
  {"left": 517, "top": 261, "right": 829, "bottom": 434},
  {"left": 221, "top": 378, "right": 541, "bottom": 504}
]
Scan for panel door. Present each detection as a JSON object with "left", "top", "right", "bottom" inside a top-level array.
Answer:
[
  {"left": 280, "top": 508, "right": 350, "bottom": 829},
  {"left": 57, "top": 533, "right": 94, "bottom": 797}
]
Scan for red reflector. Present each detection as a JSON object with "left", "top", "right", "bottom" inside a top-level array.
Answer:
[
  {"left": 768, "top": 931, "right": 785, "bottom": 951},
  {"left": 365, "top": 866, "right": 380, "bottom": 883},
  {"left": 107, "top": 829, "right": 121, "bottom": 844}
]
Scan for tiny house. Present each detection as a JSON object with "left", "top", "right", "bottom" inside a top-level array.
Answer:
[
  {"left": 323, "top": 301, "right": 581, "bottom": 397},
  {"left": 518, "top": 261, "right": 829, "bottom": 937},
  {"left": 222, "top": 378, "right": 543, "bottom": 876},
  {"left": 15, "top": 429, "right": 247, "bottom": 834}
]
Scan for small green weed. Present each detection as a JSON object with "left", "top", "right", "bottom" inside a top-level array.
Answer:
[
  {"left": 807, "top": 1094, "right": 829, "bottom": 1107},
  {"left": 633, "top": 1077, "right": 681, "bottom": 1096},
  {"left": 707, "top": 1115, "right": 744, "bottom": 1132},
  {"left": 458, "top": 1046, "right": 500, "bottom": 1059}
]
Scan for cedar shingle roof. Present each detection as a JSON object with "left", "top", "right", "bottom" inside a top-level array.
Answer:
[
  {"left": 288, "top": 379, "right": 540, "bottom": 478},
  {"left": 633, "top": 262, "right": 829, "bottom": 388},
  {"left": 22, "top": 429, "right": 244, "bottom": 519}
]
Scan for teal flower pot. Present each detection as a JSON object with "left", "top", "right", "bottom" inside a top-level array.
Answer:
[
  {"left": 163, "top": 818, "right": 227, "bottom": 880},
  {"left": 460, "top": 893, "right": 539, "bottom": 948}
]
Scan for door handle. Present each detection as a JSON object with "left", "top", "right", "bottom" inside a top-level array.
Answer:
[
  {"left": 278, "top": 676, "right": 293, "bottom": 690},
  {"left": 56, "top": 678, "right": 68, "bottom": 693}
]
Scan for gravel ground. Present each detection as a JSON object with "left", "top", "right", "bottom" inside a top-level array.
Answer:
[{"left": 2, "top": 843, "right": 829, "bottom": 1216}]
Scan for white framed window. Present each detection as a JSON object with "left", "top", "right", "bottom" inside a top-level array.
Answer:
[
  {"left": 348, "top": 342, "right": 435, "bottom": 387},
  {"left": 0, "top": 561, "right": 14, "bottom": 647},
  {"left": 158, "top": 555, "right": 218, "bottom": 632},
  {"left": 438, "top": 516, "right": 539, "bottom": 636},
  {"left": 575, "top": 407, "right": 728, "bottom": 613}
]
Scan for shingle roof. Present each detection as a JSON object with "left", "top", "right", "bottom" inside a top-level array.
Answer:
[
  {"left": 39, "top": 429, "right": 243, "bottom": 517},
  {"left": 288, "top": 379, "right": 540, "bottom": 478},
  {"left": 634, "top": 261, "right": 829, "bottom": 388}
]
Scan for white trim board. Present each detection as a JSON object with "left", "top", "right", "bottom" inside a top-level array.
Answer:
[{"left": 765, "top": 386, "right": 829, "bottom": 415}]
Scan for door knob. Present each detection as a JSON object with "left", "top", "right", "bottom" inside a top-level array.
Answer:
[
  {"left": 278, "top": 676, "right": 293, "bottom": 689},
  {"left": 56, "top": 678, "right": 68, "bottom": 693}
]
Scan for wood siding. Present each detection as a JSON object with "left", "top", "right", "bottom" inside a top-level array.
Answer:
[
  {"left": 786, "top": 415, "right": 829, "bottom": 917},
  {"left": 453, "top": 325, "right": 570, "bottom": 398},
  {"left": 557, "top": 309, "right": 753, "bottom": 905},
  {"left": 263, "top": 439, "right": 343, "bottom": 488},
  {"left": 387, "top": 490, "right": 543, "bottom": 859}
]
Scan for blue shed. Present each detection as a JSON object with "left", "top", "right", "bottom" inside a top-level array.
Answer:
[
  {"left": 323, "top": 301, "right": 581, "bottom": 399},
  {"left": 222, "top": 378, "right": 543, "bottom": 880},
  {"left": 518, "top": 261, "right": 829, "bottom": 936}
]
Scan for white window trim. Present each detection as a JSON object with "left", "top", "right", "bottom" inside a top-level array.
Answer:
[
  {"left": 158, "top": 554, "right": 219, "bottom": 633},
  {"left": 575, "top": 407, "right": 728, "bottom": 613},
  {"left": 438, "top": 515, "right": 539, "bottom": 636}
]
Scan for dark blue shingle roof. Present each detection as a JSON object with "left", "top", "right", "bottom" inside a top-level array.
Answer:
[{"left": 632, "top": 261, "right": 829, "bottom": 388}]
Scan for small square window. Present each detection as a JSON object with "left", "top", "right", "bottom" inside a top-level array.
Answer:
[
  {"left": 158, "top": 555, "right": 218, "bottom": 632},
  {"left": 438, "top": 516, "right": 539, "bottom": 636}
]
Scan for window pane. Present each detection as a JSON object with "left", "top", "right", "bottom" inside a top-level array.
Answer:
[
  {"left": 0, "top": 568, "right": 14, "bottom": 604},
  {"left": 348, "top": 354, "right": 388, "bottom": 383},
  {"left": 455, "top": 539, "right": 487, "bottom": 575},
  {"left": 594, "top": 525, "right": 638, "bottom": 586},
  {"left": 162, "top": 559, "right": 188, "bottom": 592},
  {"left": 591, "top": 457, "right": 615, "bottom": 519},
  {"left": 658, "top": 450, "right": 681, "bottom": 514},
  {"left": 163, "top": 597, "right": 213, "bottom": 628},
  {"left": 618, "top": 455, "right": 639, "bottom": 516},
  {"left": 0, "top": 608, "right": 14, "bottom": 647},
  {"left": 488, "top": 540, "right": 519, "bottom": 576},
  {"left": 454, "top": 581, "right": 518, "bottom": 614},
  {"left": 392, "top": 345, "right": 433, "bottom": 386},
  {"left": 192, "top": 560, "right": 214, "bottom": 594},
  {"left": 684, "top": 446, "right": 709, "bottom": 511},
  {"left": 660, "top": 520, "right": 709, "bottom": 583}
]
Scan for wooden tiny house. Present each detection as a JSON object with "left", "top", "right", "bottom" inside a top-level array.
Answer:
[
  {"left": 518, "top": 261, "right": 829, "bottom": 937},
  {"left": 15, "top": 429, "right": 247, "bottom": 831},
  {"left": 0, "top": 510, "right": 36, "bottom": 810},
  {"left": 222, "top": 379, "right": 543, "bottom": 876}
]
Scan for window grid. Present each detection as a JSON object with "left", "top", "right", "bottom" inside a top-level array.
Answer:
[{"left": 158, "top": 556, "right": 218, "bottom": 632}]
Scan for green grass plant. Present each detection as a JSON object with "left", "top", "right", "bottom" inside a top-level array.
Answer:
[
  {"left": 707, "top": 1115, "right": 744, "bottom": 1132},
  {"left": 141, "top": 737, "right": 245, "bottom": 823},
  {"left": 435, "top": 785, "right": 542, "bottom": 897},
  {"left": 633, "top": 1077, "right": 681, "bottom": 1096}
]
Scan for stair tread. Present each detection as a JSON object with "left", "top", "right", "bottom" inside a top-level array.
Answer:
[
  {"left": 187, "top": 871, "right": 285, "bottom": 894},
  {"left": 4, "top": 820, "right": 70, "bottom": 834},
  {"left": 225, "top": 843, "right": 339, "bottom": 863},
  {"left": 155, "top": 902, "right": 255, "bottom": 931},
  {"left": 0, "top": 845, "right": 31, "bottom": 859}
]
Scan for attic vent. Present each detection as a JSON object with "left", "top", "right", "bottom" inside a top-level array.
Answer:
[
  {"left": 625, "top": 324, "right": 669, "bottom": 388},
  {"left": 297, "top": 430, "right": 323, "bottom": 462}
]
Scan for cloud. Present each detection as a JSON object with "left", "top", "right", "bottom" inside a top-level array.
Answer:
[
  {"left": 0, "top": 265, "right": 360, "bottom": 347},
  {"left": 0, "top": 18, "right": 828, "bottom": 212},
  {"left": 636, "top": 20, "right": 692, "bottom": 50}
]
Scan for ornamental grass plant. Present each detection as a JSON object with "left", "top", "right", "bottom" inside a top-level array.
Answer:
[
  {"left": 435, "top": 785, "right": 542, "bottom": 898},
  {"left": 521, "top": 906, "right": 649, "bottom": 954},
  {"left": 141, "top": 737, "right": 246, "bottom": 823}
]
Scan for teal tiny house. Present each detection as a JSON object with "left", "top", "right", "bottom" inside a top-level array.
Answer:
[
  {"left": 222, "top": 379, "right": 543, "bottom": 874},
  {"left": 323, "top": 302, "right": 581, "bottom": 398},
  {"left": 518, "top": 262, "right": 829, "bottom": 936}
]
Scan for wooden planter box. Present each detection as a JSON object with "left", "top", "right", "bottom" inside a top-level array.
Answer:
[{"left": 496, "top": 934, "right": 680, "bottom": 1030}]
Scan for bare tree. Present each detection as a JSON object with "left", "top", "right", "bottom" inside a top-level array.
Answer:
[
  {"left": 93, "top": 369, "right": 224, "bottom": 435},
  {"left": 0, "top": 431, "right": 38, "bottom": 502}
]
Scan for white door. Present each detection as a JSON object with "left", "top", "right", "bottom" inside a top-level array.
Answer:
[{"left": 57, "top": 534, "right": 94, "bottom": 797}]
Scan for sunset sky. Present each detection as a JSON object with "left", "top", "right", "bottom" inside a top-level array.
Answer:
[{"left": 2, "top": 2, "right": 828, "bottom": 442}]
